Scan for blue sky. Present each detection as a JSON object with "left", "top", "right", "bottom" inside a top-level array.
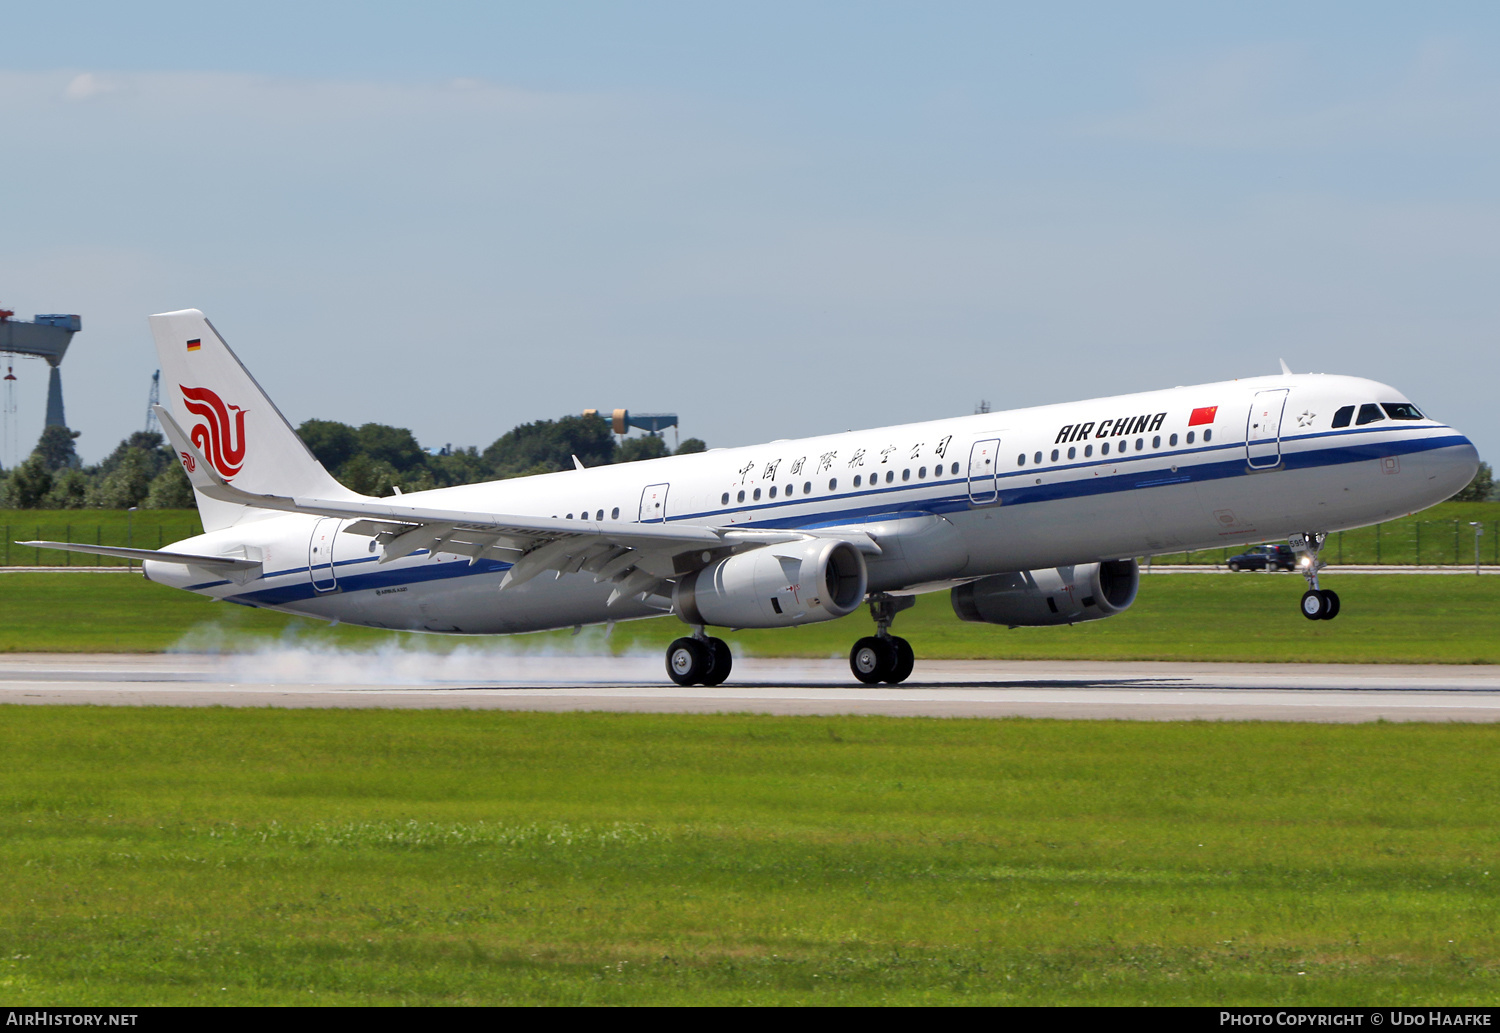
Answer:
[{"left": 2, "top": 2, "right": 1496, "bottom": 468}]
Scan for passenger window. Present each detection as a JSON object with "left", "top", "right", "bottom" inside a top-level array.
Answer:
[
  {"left": 1101, "top": 442, "right": 1110, "bottom": 455},
  {"left": 951, "top": 462, "right": 960, "bottom": 475},
  {"left": 737, "top": 490, "right": 745, "bottom": 503},
  {"left": 804, "top": 481, "right": 811, "bottom": 494},
  {"left": 612, "top": 507, "right": 620, "bottom": 519},
  {"left": 1169, "top": 433, "right": 1178, "bottom": 446},
  {"left": 1204, "top": 429, "right": 1212, "bottom": 441},
  {"left": 596, "top": 510, "right": 604, "bottom": 521},
  {"left": 1382, "top": 402, "right": 1424, "bottom": 421},
  {"left": 829, "top": 478, "right": 838, "bottom": 490},
  {"left": 1084, "top": 444, "right": 1093, "bottom": 457},
  {"left": 902, "top": 469, "right": 911, "bottom": 481},
  {"left": 1033, "top": 451, "right": 1042, "bottom": 465},
  {"left": 1186, "top": 431, "right": 1195, "bottom": 444},
  {"left": 1067, "top": 446, "right": 1076, "bottom": 460},
  {"left": 1135, "top": 438, "right": 1144, "bottom": 451},
  {"left": 753, "top": 488, "right": 761, "bottom": 501},
  {"left": 1050, "top": 449, "right": 1059, "bottom": 461},
  {"left": 769, "top": 486, "right": 778, "bottom": 498},
  {"left": 566, "top": 513, "right": 573, "bottom": 520},
  {"left": 1152, "top": 435, "right": 1160, "bottom": 448},
  {"left": 918, "top": 466, "right": 927, "bottom": 478},
  {"left": 721, "top": 493, "right": 729, "bottom": 505},
  {"left": 1017, "top": 454, "right": 1026, "bottom": 467},
  {"left": 1331, "top": 405, "right": 1355, "bottom": 429},
  {"left": 886, "top": 470, "right": 895, "bottom": 483},
  {"left": 852, "top": 475, "right": 861, "bottom": 487}
]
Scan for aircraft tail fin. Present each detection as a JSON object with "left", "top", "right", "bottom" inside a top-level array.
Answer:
[{"left": 148, "top": 309, "right": 362, "bottom": 531}]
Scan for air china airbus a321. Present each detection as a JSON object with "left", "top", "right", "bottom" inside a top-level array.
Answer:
[{"left": 25, "top": 310, "right": 1479, "bottom": 686}]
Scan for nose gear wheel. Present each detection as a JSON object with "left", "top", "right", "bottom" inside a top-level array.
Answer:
[{"left": 1289, "top": 531, "right": 1341, "bottom": 621}]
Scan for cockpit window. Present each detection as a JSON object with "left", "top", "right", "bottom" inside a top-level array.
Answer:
[
  {"left": 1331, "top": 405, "right": 1354, "bottom": 429},
  {"left": 1381, "top": 402, "right": 1424, "bottom": 421},
  {"left": 1355, "top": 403, "right": 1386, "bottom": 426}
]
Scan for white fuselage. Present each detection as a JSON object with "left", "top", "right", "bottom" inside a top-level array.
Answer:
[{"left": 145, "top": 372, "right": 1479, "bottom": 635}]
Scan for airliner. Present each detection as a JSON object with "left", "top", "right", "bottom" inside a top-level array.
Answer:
[{"left": 24, "top": 310, "right": 1479, "bottom": 686}]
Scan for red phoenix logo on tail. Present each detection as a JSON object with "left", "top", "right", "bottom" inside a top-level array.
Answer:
[{"left": 180, "top": 385, "right": 248, "bottom": 480}]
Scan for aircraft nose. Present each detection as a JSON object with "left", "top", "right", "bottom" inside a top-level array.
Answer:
[{"left": 1428, "top": 433, "right": 1480, "bottom": 500}]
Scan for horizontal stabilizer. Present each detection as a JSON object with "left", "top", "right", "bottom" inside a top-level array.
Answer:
[{"left": 16, "top": 541, "right": 261, "bottom": 571}]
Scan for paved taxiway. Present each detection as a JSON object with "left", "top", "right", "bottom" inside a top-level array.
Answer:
[{"left": 2, "top": 653, "right": 1498, "bottom": 721}]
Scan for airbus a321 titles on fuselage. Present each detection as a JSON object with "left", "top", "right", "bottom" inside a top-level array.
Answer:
[{"left": 25, "top": 311, "right": 1479, "bottom": 686}]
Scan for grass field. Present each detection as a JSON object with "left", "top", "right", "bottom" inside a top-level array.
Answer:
[
  {"left": 2, "top": 569, "right": 1497, "bottom": 663},
  {"left": 0, "top": 708, "right": 1496, "bottom": 1005}
]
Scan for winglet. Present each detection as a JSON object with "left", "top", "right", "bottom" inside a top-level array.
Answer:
[
  {"left": 1279, "top": 358, "right": 1293, "bottom": 375},
  {"left": 572, "top": 454, "right": 586, "bottom": 471}
]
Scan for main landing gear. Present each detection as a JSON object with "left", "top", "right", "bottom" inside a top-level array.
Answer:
[
  {"left": 1289, "top": 531, "right": 1340, "bottom": 621},
  {"left": 850, "top": 594, "right": 917, "bottom": 685},
  {"left": 666, "top": 630, "right": 732, "bottom": 686}
]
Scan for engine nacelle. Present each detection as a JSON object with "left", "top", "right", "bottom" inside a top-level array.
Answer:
[
  {"left": 674, "top": 539, "right": 868, "bottom": 629},
  {"left": 950, "top": 559, "right": 1139, "bottom": 627}
]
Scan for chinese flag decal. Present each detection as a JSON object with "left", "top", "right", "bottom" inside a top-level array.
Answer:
[{"left": 1189, "top": 406, "right": 1218, "bottom": 426}]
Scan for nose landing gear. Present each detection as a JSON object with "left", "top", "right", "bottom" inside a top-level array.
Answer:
[
  {"left": 850, "top": 593, "right": 916, "bottom": 684},
  {"left": 1290, "top": 531, "right": 1340, "bottom": 621},
  {"left": 666, "top": 628, "right": 732, "bottom": 686}
]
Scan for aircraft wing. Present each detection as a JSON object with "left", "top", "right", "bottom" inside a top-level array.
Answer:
[{"left": 155, "top": 405, "right": 874, "bottom": 607}]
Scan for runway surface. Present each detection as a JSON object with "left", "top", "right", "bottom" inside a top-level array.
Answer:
[{"left": 2, "top": 653, "right": 1499, "bottom": 721}]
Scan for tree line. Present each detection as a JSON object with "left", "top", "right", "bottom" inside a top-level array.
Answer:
[
  {"left": 4, "top": 415, "right": 1492, "bottom": 509},
  {"left": 0, "top": 416, "right": 707, "bottom": 509}
]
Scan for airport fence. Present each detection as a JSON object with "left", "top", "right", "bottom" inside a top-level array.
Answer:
[
  {"left": 1165, "top": 518, "right": 1500, "bottom": 567},
  {"left": 1, "top": 511, "right": 204, "bottom": 567},
  {"left": 1, "top": 510, "right": 1496, "bottom": 568}
]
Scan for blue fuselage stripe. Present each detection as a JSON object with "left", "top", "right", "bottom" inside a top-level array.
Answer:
[{"left": 215, "top": 426, "right": 1466, "bottom": 605}]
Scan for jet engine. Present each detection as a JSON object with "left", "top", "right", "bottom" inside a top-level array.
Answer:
[
  {"left": 950, "top": 559, "right": 1139, "bottom": 627},
  {"left": 674, "top": 539, "right": 868, "bottom": 629}
]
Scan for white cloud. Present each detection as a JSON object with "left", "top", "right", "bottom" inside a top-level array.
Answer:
[{"left": 62, "top": 72, "right": 119, "bottom": 100}]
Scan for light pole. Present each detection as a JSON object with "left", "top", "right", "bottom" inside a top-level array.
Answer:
[
  {"left": 1471, "top": 522, "right": 1484, "bottom": 576},
  {"left": 128, "top": 506, "right": 138, "bottom": 571}
]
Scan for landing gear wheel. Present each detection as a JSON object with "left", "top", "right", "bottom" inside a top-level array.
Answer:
[
  {"left": 703, "top": 637, "right": 733, "bottom": 686},
  {"left": 1319, "top": 589, "right": 1340, "bottom": 620},
  {"left": 888, "top": 636, "right": 915, "bottom": 684},
  {"left": 1300, "top": 590, "right": 1330, "bottom": 621},
  {"left": 850, "top": 637, "right": 894, "bottom": 684},
  {"left": 667, "top": 637, "right": 713, "bottom": 686}
]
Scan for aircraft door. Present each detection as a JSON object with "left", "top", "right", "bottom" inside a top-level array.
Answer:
[
  {"left": 308, "top": 517, "right": 338, "bottom": 591},
  {"left": 967, "top": 439, "right": 1000, "bottom": 504},
  {"left": 1245, "top": 389, "right": 1289, "bottom": 469},
  {"left": 639, "top": 483, "right": 670, "bottom": 523}
]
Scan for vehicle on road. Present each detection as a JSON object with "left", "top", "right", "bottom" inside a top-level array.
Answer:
[{"left": 1227, "top": 544, "right": 1297, "bottom": 572}]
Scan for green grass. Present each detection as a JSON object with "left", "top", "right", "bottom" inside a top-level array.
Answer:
[
  {"left": 2, "top": 570, "right": 1497, "bottom": 663},
  {"left": 0, "top": 708, "right": 1496, "bottom": 1005},
  {"left": 0, "top": 509, "right": 202, "bottom": 566}
]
